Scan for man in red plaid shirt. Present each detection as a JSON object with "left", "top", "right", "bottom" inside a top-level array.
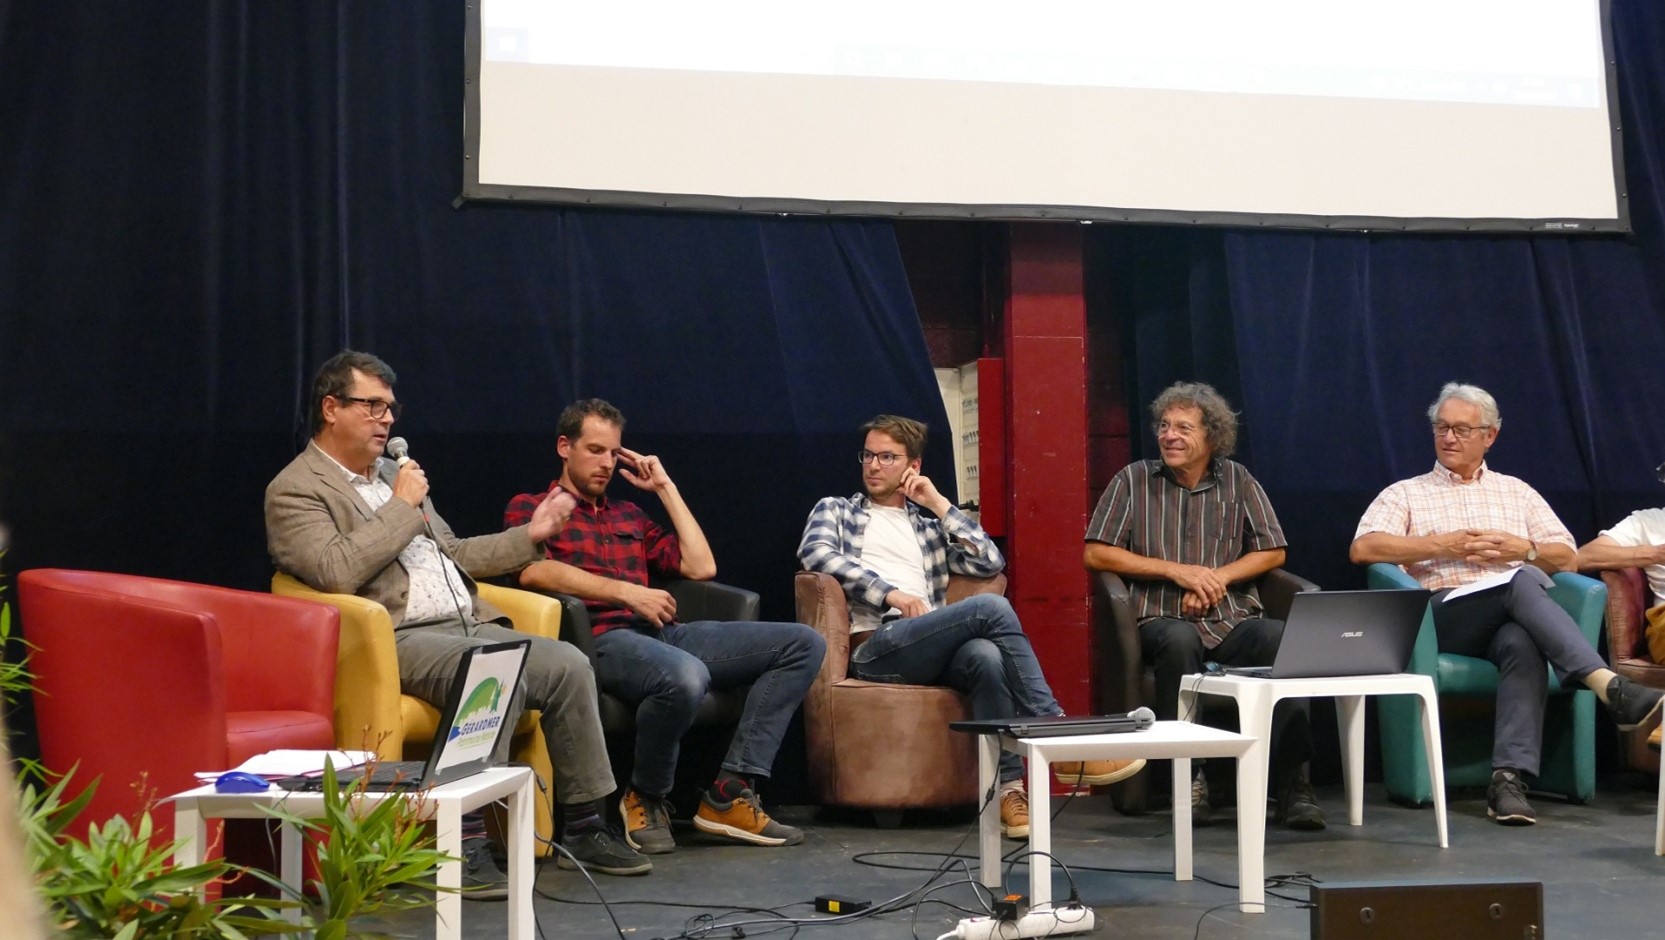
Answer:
[{"left": 506, "top": 399, "right": 824, "bottom": 855}]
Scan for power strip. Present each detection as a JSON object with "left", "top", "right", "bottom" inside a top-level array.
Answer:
[{"left": 954, "top": 905, "right": 1096, "bottom": 939}]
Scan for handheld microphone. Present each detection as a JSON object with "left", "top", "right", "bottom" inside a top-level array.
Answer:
[{"left": 386, "top": 437, "right": 411, "bottom": 466}]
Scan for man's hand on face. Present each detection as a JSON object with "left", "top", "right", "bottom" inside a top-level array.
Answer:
[
  {"left": 883, "top": 590, "right": 931, "bottom": 620},
  {"left": 616, "top": 448, "right": 673, "bottom": 492},
  {"left": 621, "top": 583, "right": 678, "bottom": 627},
  {"left": 527, "top": 488, "right": 577, "bottom": 543},
  {"left": 898, "top": 468, "right": 952, "bottom": 516},
  {"left": 393, "top": 460, "right": 429, "bottom": 508},
  {"left": 1169, "top": 564, "right": 1227, "bottom": 606}
]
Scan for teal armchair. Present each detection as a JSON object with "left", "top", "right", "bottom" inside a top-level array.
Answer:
[{"left": 1368, "top": 563, "right": 1605, "bottom": 805}]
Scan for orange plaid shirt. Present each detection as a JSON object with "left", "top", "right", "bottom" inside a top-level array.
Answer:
[{"left": 1354, "top": 462, "right": 1574, "bottom": 591}]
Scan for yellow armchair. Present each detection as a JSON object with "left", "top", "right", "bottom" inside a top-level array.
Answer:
[{"left": 271, "top": 573, "right": 560, "bottom": 852}]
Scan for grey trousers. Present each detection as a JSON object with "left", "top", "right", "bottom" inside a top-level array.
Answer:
[
  {"left": 395, "top": 620, "right": 615, "bottom": 804},
  {"left": 1431, "top": 568, "right": 1607, "bottom": 778}
]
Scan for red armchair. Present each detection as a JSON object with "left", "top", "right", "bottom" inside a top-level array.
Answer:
[{"left": 17, "top": 569, "right": 338, "bottom": 839}]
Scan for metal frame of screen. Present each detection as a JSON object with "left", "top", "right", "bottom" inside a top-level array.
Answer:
[{"left": 460, "top": 0, "right": 1629, "bottom": 235}]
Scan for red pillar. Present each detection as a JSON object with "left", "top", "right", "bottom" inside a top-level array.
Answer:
[{"left": 1000, "top": 223, "right": 1091, "bottom": 715}]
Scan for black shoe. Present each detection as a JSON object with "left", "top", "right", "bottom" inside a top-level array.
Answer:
[
  {"left": 1190, "top": 769, "right": 1213, "bottom": 827},
  {"left": 461, "top": 836, "right": 509, "bottom": 901},
  {"left": 620, "top": 788, "right": 677, "bottom": 855},
  {"left": 1607, "top": 676, "right": 1664, "bottom": 731},
  {"left": 557, "top": 826, "right": 653, "bottom": 876},
  {"left": 1276, "top": 771, "right": 1326, "bottom": 832},
  {"left": 1486, "top": 769, "right": 1536, "bottom": 826}
]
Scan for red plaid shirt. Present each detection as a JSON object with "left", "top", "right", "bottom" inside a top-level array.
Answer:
[{"left": 504, "top": 483, "right": 682, "bottom": 634}]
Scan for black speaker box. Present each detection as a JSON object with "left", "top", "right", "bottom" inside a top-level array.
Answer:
[{"left": 1310, "top": 879, "right": 1543, "bottom": 939}]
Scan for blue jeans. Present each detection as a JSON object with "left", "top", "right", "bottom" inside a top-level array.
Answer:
[
  {"left": 592, "top": 620, "right": 825, "bottom": 797},
  {"left": 849, "top": 594, "right": 1061, "bottom": 782}
]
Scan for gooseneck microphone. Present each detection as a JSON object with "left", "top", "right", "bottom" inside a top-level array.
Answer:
[{"left": 386, "top": 436, "right": 411, "bottom": 466}]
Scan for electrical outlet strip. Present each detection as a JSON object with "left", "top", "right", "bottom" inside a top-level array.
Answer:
[{"left": 954, "top": 905, "right": 1096, "bottom": 939}]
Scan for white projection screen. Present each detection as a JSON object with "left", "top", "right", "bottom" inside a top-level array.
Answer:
[{"left": 462, "top": 0, "right": 1628, "bottom": 233}]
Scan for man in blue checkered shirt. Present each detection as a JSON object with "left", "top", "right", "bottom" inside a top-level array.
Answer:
[{"left": 798, "top": 415, "right": 1144, "bottom": 838}]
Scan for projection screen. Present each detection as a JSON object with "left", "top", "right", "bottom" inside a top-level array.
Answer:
[{"left": 462, "top": 0, "right": 1627, "bottom": 233}]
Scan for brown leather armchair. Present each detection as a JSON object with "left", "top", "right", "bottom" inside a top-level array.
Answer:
[
  {"left": 1598, "top": 567, "right": 1665, "bottom": 772},
  {"left": 1093, "top": 567, "right": 1318, "bottom": 813},
  {"left": 271, "top": 573, "right": 561, "bottom": 851},
  {"left": 794, "top": 570, "right": 1006, "bottom": 825},
  {"left": 19, "top": 569, "right": 338, "bottom": 843}
]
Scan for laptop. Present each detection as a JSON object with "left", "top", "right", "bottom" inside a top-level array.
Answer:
[
  {"left": 286, "top": 639, "right": 530, "bottom": 791},
  {"left": 951, "top": 710, "right": 1155, "bottom": 738},
  {"left": 1219, "top": 588, "right": 1430, "bottom": 679}
]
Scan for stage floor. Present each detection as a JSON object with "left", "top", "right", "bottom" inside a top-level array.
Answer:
[{"left": 358, "top": 777, "right": 1665, "bottom": 938}]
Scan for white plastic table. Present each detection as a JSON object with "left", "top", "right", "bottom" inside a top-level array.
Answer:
[
  {"left": 1655, "top": 756, "right": 1664, "bottom": 855},
  {"left": 974, "top": 721, "right": 1265, "bottom": 912},
  {"left": 171, "top": 765, "right": 535, "bottom": 940},
  {"left": 1179, "top": 672, "right": 1449, "bottom": 850}
]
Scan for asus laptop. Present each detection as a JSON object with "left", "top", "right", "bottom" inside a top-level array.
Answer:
[
  {"left": 950, "top": 710, "right": 1155, "bottom": 738},
  {"left": 1220, "top": 588, "right": 1431, "bottom": 679},
  {"left": 287, "top": 639, "right": 530, "bottom": 791}
]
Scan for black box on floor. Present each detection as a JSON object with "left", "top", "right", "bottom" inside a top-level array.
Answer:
[
  {"left": 1310, "top": 879, "right": 1542, "bottom": 939},
  {"left": 815, "top": 894, "right": 871, "bottom": 915}
]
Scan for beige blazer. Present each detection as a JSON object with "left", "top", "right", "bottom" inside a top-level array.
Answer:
[{"left": 264, "top": 443, "right": 539, "bottom": 627}]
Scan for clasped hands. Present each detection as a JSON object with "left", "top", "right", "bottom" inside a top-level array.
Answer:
[
  {"left": 1437, "top": 528, "right": 1534, "bottom": 565},
  {"left": 1171, "top": 564, "right": 1229, "bottom": 618}
]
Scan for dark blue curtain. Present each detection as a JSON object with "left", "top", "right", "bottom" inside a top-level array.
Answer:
[
  {"left": 0, "top": 3, "right": 952, "bottom": 619},
  {"left": 8, "top": 1, "right": 1665, "bottom": 616},
  {"left": 1094, "top": 0, "right": 1665, "bottom": 593}
]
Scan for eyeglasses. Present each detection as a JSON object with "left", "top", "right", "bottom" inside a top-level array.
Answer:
[
  {"left": 1153, "top": 420, "right": 1202, "bottom": 437},
  {"left": 857, "top": 450, "right": 907, "bottom": 468},
  {"left": 1431, "top": 423, "right": 1490, "bottom": 440},
  {"left": 337, "top": 395, "right": 403, "bottom": 420}
]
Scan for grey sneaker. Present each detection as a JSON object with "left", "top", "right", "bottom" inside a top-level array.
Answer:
[
  {"left": 1606, "top": 675, "right": 1664, "bottom": 731},
  {"left": 1191, "top": 769, "right": 1213, "bottom": 826},
  {"left": 620, "top": 788, "right": 677, "bottom": 855},
  {"left": 1486, "top": 769, "right": 1536, "bottom": 826},
  {"left": 693, "top": 788, "right": 804, "bottom": 846},
  {"left": 556, "top": 827, "right": 653, "bottom": 876},
  {"left": 460, "top": 836, "right": 509, "bottom": 901},
  {"left": 1277, "top": 770, "right": 1326, "bottom": 831}
]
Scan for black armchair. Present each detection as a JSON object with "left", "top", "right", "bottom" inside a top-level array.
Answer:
[
  {"left": 1092, "top": 567, "right": 1319, "bottom": 813},
  {"left": 552, "top": 578, "right": 755, "bottom": 731}
]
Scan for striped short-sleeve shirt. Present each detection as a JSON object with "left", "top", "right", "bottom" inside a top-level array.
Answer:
[
  {"left": 1085, "top": 458, "right": 1287, "bottom": 647},
  {"left": 1353, "top": 462, "right": 1575, "bottom": 591}
]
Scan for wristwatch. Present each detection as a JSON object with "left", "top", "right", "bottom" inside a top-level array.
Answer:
[{"left": 1525, "top": 540, "right": 1539, "bottom": 562}]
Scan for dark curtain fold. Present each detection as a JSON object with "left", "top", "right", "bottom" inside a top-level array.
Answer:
[
  {"left": 0, "top": 3, "right": 943, "bottom": 619},
  {"left": 1095, "top": 0, "right": 1665, "bottom": 593}
]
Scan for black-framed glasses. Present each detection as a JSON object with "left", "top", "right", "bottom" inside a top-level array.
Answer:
[
  {"left": 857, "top": 450, "right": 907, "bottom": 468},
  {"left": 337, "top": 395, "right": 403, "bottom": 419},
  {"left": 1431, "top": 422, "right": 1490, "bottom": 440}
]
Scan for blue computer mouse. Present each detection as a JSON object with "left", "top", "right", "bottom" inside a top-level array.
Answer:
[{"left": 215, "top": 771, "right": 272, "bottom": 793}]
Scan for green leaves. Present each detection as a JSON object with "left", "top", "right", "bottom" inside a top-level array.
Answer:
[
  {"left": 257, "top": 758, "right": 456, "bottom": 938},
  {"left": 20, "top": 770, "right": 298, "bottom": 939},
  {"left": 17, "top": 759, "right": 449, "bottom": 938}
]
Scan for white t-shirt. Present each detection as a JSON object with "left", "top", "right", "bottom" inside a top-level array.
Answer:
[
  {"left": 852, "top": 505, "right": 933, "bottom": 634},
  {"left": 1600, "top": 507, "right": 1665, "bottom": 606}
]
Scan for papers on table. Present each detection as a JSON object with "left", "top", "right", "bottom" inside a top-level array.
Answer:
[
  {"left": 1443, "top": 564, "right": 1553, "bottom": 603},
  {"left": 194, "top": 749, "right": 375, "bottom": 783}
]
